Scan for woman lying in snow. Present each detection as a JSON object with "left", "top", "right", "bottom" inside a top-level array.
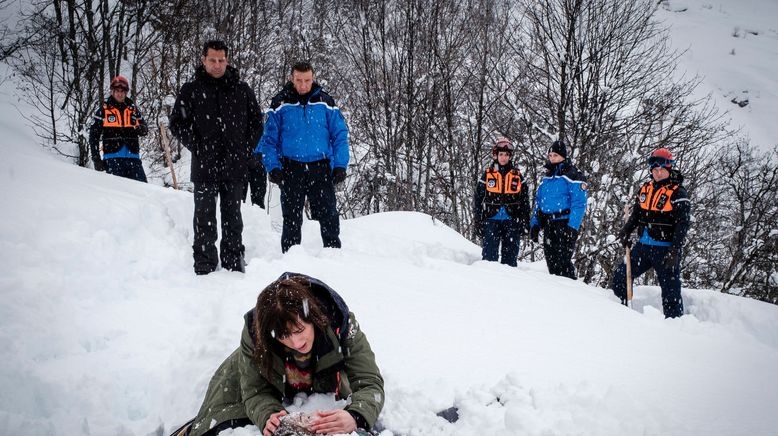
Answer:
[{"left": 174, "top": 272, "right": 384, "bottom": 436}]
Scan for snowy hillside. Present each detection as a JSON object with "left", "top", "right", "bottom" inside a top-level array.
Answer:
[
  {"left": 2, "top": 1, "right": 778, "bottom": 434},
  {"left": 2, "top": 115, "right": 778, "bottom": 435},
  {"left": 659, "top": 0, "right": 778, "bottom": 150}
]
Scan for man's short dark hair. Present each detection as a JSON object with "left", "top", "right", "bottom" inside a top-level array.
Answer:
[
  {"left": 291, "top": 61, "right": 314, "bottom": 74},
  {"left": 202, "top": 40, "right": 229, "bottom": 57}
]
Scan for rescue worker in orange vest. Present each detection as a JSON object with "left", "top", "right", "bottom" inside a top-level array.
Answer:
[
  {"left": 612, "top": 148, "right": 691, "bottom": 318},
  {"left": 88, "top": 76, "right": 148, "bottom": 182},
  {"left": 474, "top": 139, "right": 530, "bottom": 267}
]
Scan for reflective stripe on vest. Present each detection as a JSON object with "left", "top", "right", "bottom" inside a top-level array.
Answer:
[
  {"left": 485, "top": 168, "right": 522, "bottom": 194},
  {"left": 102, "top": 104, "right": 139, "bottom": 128},
  {"left": 638, "top": 182, "right": 679, "bottom": 212}
]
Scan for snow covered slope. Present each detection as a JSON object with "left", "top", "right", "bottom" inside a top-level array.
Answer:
[
  {"left": 2, "top": 2, "right": 778, "bottom": 433},
  {"left": 2, "top": 120, "right": 778, "bottom": 436},
  {"left": 659, "top": 0, "right": 778, "bottom": 150}
]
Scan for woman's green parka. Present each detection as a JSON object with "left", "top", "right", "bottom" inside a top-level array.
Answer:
[{"left": 189, "top": 276, "right": 383, "bottom": 435}]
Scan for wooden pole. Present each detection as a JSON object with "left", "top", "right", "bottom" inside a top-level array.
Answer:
[
  {"left": 623, "top": 203, "right": 633, "bottom": 308},
  {"left": 158, "top": 123, "right": 178, "bottom": 190}
]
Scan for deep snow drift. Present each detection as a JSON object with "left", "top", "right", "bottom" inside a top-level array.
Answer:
[
  {"left": 2, "top": 1, "right": 778, "bottom": 433},
  {"left": 1, "top": 130, "right": 778, "bottom": 436}
]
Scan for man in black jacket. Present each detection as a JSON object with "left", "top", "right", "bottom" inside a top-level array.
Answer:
[
  {"left": 88, "top": 76, "right": 148, "bottom": 182},
  {"left": 169, "top": 40, "right": 262, "bottom": 275},
  {"left": 612, "top": 148, "right": 691, "bottom": 318}
]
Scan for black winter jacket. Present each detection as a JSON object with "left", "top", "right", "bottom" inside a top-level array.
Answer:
[{"left": 169, "top": 65, "right": 262, "bottom": 182}]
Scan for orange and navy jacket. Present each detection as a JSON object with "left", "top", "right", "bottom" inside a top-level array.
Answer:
[
  {"left": 622, "top": 171, "right": 691, "bottom": 247},
  {"left": 474, "top": 161, "right": 531, "bottom": 230},
  {"left": 88, "top": 96, "right": 148, "bottom": 160}
]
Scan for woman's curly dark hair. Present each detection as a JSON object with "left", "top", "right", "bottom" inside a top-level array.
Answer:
[{"left": 253, "top": 276, "right": 330, "bottom": 373}]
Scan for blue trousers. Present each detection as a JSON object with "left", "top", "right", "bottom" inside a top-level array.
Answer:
[
  {"left": 105, "top": 158, "right": 147, "bottom": 182},
  {"left": 612, "top": 242, "right": 684, "bottom": 318},
  {"left": 482, "top": 219, "right": 520, "bottom": 267}
]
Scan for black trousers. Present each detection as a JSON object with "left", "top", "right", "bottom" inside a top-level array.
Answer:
[
  {"left": 193, "top": 180, "right": 244, "bottom": 272},
  {"left": 542, "top": 219, "right": 578, "bottom": 279},
  {"left": 280, "top": 159, "right": 341, "bottom": 252},
  {"left": 243, "top": 155, "right": 266, "bottom": 207}
]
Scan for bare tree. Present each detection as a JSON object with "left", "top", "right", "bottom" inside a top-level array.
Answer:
[
  {"left": 2, "top": 0, "right": 774, "bottom": 304},
  {"left": 512, "top": 0, "right": 733, "bottom": 287},
  {"left": 695, "top": 143, "right": 778, "bottom": 303}
]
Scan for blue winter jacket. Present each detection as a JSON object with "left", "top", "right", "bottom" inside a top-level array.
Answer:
[
  {"left": 530, "top": 161, "right": 588, "bottom": 230},
  {"left": 256, "top": 82, "right": 349, "bottom": 172}
]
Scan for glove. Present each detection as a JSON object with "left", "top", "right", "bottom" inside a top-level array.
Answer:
[
  {"left": 663, "top": 247, "right": 680, "bottom": 269},
  {"left": 269, "top": 168, "right": 283, "bottom": 185},
  {"left": 333, "top": 167, "right": 347, "bottom": 185},
  {"left": 530, "top": 225, "right": 540, "bottom": 243},
  {"left": 93, "top": 159, "right": 107, "bottom": 172},
  {"left": 617, "top": 228, "right": 632, "bottom": 248}
]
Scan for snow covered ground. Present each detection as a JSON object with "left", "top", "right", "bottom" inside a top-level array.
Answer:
[
  {"left": 658, "top": 0, "right": 778, "bottom": 151},
  {"left": 2, "top": 102, "right": 778, "bottom": 436},
  {"left": 2, "top": 2, "right": 778, "bottom": 435}
]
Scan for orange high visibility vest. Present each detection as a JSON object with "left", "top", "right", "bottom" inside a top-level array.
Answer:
[
  {"left": 485, "top": 168, "right": 522, "bottom": 195},
  {"left": 102, "top": 104, "right": 139, "bottom": 128},
  {"left": 638, "top": 182, "right": 679, "bottom": 213}
]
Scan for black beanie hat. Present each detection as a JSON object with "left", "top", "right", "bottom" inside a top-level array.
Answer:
[{"left": 549, "top": 140, "right": 568, "bottom": 159}]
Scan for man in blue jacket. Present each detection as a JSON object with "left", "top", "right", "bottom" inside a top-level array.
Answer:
[
  {"left": 257, "top": 62, "right": 349, "bottom": 253},
  {"left": 529, "top": 140, "right": 588, "bottom": 279}
]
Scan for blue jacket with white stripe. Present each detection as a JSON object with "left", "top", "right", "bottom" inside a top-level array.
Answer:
[
  {"left": 530, "top": 161, "right": 588, "bottom": 230},
  {"left": 256, "top": 82, "right": 349, "bottom": 172}
]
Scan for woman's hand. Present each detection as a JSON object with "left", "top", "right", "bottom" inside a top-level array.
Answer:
[
  {"left": 263, "top": 410, "right": 288, "bottom": 436},
  {"left": 310, "top": 409, "right": 357, "bottom": 434}
]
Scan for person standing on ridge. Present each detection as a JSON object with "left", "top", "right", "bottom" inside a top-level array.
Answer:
[
  {"left": 89, "top": 75, "right": 149, "bottom": 182},
  {"left": 474, "top": 139, "right": 531, "bottom": 267},
  {"left": 169, "top": 40, "right": 262, "bottom": 275},
  {"left": 257, "top": 61, "right": 349, "bottom": 253},
  {"left": 529, "top": 140, "right": 588, "bottom": 279},
  {"left": 612, "top": 147, "right": 691, "bottom": 318}
]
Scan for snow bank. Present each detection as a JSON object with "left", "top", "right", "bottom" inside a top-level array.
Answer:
[{"left": 1, "top": 134, "right": 778, "bottom": 436}]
